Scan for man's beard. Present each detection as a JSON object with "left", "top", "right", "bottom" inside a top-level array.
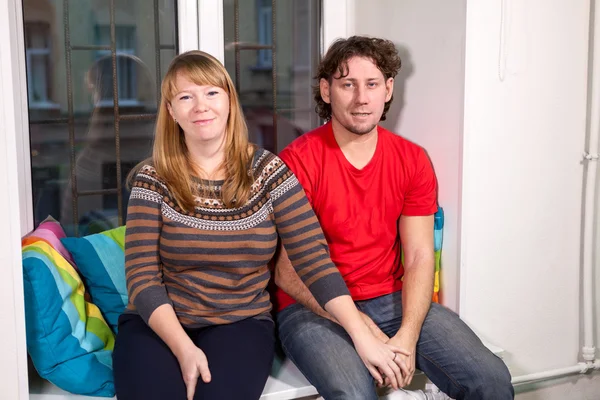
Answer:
[{"left": 344, "top": 122, "right": 377, "bottom": 136}]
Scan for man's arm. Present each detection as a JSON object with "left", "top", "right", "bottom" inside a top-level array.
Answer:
[
  {"left": 274, "top": 243, "right": 388, "bottom": 342},
  {"left": 388, "top": 214, "right": 435, "bottom": 386}
]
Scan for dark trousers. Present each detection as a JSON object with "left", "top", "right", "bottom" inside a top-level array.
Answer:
[{"left": 113, "top": 314, "right": 275, "bottom": 400}]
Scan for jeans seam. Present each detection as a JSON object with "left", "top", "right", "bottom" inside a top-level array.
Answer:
[{"left": 416, "top": 348, "right": 466, "bottom": 398}]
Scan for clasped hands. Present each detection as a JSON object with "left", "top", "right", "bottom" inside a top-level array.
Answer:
[{"left": 357, "top": 313, "right": 417, "bottom": 389}]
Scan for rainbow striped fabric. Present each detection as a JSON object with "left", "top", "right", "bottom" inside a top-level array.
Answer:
[
  {"left": 62, "top": 226, "right": 127, "bottom": 333},
  {"left": 22, "top": 217, "right": 116, "bottom": 397},
  {"left": 433, "top": 207, "right": 444, "bottom": 303}
]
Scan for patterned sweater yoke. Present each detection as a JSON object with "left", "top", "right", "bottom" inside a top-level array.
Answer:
[{"left": 124, "top": 148, "right": 349, "bottom": 328}]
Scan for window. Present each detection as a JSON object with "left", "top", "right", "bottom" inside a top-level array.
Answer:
[
  {"left": 22, "top": 0, "right": 178, "bottom": 236},
  {"left": 24, "top": 22, "right": 55, "bottom": 108},
  {"left": 224, "top": 0, "right": 322, "bottom": 153}
]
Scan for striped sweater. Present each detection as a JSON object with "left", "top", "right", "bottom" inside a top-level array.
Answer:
[{"left": 124, "top": 148, "right": 349, "bottom": 328}]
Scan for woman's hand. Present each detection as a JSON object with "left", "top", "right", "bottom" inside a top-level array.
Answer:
[
  {"left": 174, "top": 343, "right": 211, "bottom": 400},
  {"left": 352, "top": 329, "right": 411, "bottom": 390}
]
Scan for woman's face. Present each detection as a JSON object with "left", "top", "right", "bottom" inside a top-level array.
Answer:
[{"left": 167, "top": 72, "right": 230, "bottom": 145}]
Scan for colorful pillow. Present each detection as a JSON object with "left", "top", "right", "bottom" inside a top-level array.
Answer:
[
  {"left": 432, "top": 207, "right": 444, "bottom": 303},
  {"left": 23, "top": 216, "right": 76, "bottom": 267},
  {"left": 22, "top": 220, "right": 115, "bottom": 397},
  {"left": 62, "top": 226, "right": 127, "bottom": 333}
]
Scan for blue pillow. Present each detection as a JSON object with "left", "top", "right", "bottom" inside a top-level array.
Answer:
[
  {"left": 22, "top": 221, "right": 115, "bottom": 397},
  {"left": 62, "top": 226, "right": 127, "bottom": 333}
]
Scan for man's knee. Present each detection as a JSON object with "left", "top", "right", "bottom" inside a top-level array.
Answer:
[
  {"left": 465, "top": 356, "right": 514, "bottom": 399},
  {"left": 316, "top": 363, "right": 377, "bottom": 400},
  {"left": 277, "top": 305, "right": 378, "bottom": 400}
]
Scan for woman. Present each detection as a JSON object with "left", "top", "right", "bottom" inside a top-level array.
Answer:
[{"left": 112, "top": 50, "right": 407, "bottom": 400}]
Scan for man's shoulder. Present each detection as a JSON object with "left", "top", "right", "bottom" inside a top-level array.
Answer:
[{"left": 379, "top": 126, "right": 426, "bottom": 159}]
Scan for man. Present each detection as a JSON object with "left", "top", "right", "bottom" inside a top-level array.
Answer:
[{"left": 273, "top": 36, "right": 514, "bottom": 400}]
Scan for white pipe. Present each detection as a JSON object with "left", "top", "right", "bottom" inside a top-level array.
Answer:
[
  {"left": 511, "top": 362, "right": 599, "bottom": 385},
  {"left": 582, "top": 0, "right": 600, "bottom": 362}
]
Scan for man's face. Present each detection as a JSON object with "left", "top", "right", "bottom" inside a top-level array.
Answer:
[{"left": 320, "top": 56, "right": 394, "bottom": 136}]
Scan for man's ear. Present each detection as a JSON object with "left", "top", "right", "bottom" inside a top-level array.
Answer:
[
  {"left": 385, "top": 77, "right": 395, "bottom": 102},
  {"left": 320, "top": 78, "right": 331, "bottom": 104}
]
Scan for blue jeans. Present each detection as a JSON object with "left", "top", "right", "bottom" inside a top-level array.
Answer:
[{"left": 277, "top": 291, "right": 514, "bottom": 400}]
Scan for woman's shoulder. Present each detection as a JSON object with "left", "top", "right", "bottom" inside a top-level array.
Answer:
[
  {"left": 132, "top": 162, "right": 161, "bottom": 182},
  {"left": 250, "top": 147, "right": 297, "bottom": 196},
  {"left": 130, "top": 162, "right": 170, "bottom": 194},
  {"left": 251, "top": 148, "right": 287, "bottom": 177}
]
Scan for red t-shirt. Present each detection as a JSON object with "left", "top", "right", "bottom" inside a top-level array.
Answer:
[{"left": 274, "top": 122, "right": 438, "bottom": 311}]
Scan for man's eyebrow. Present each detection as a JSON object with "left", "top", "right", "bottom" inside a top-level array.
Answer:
[{"left": 335, "top": 77, "right": 382, "bottom": 82}]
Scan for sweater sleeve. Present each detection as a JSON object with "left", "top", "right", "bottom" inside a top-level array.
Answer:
[
  {"left": 124, "top": 166, "right": 172, "bottom": 324},
  {"left": 266, "top": 155, "right": 350, "bottom": 307}
]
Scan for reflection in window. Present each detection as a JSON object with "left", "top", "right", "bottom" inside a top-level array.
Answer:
[
  {"left": 25, "top": 22, "right": 54, "bottom": 108},
  {"left": 23, "top": 0, "right": 178, "bottom": 236},
  {"left": 256, "top": 0, "right": 272, "bottom": 69},
  {"left": 94, "top": 25, "right": 138, "bottom": 104},
  {"left": 224, "top": 0, "right": 322, "bottom": 154}
]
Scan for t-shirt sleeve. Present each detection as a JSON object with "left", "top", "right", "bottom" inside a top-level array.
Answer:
[
  {"left": 402, "top": 148, "right": 438, "bottom": 216},
  {"left": 267, "top": 155, "right": 350, "bottom": 307},
  {"left": 279, "top": 146, "right": 315, "bottom": 205}
]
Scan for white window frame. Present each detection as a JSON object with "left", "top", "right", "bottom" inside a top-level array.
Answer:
[
  {"left": 179, "top": 0, "right": 224, "bottom": 63},
  {"left": 321, "top": 0, "right": 355, "bottom": 55},
  {"left": 2, "top": 2, "right": 33, "bottom": 399}
]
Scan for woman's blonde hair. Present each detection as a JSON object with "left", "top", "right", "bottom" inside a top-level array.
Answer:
[{"left": 134, "top": 50, "right": 254, "bottom": 211}]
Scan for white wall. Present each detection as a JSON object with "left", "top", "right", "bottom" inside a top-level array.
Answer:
[
  {"left": 354, "top": 0, "right": 467, "bottom": 313},
  {"left": 462, "top": 0, "right": 600, "bottom": 397}
]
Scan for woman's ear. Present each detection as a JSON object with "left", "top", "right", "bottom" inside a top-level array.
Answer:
[{"left": 167, "top": 102, "right": 175, "bottom": 120}]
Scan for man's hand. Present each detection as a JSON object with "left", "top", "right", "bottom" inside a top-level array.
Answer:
[{"left": 386, "top": 328, "right": 418, "bottom": 387}]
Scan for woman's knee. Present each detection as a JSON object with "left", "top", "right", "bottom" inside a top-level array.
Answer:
[{"left": 113, "top": 315, "right": 186, "bottom": 399}]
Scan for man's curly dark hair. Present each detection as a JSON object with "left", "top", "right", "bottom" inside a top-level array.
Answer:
[{"left": 314, "top": 36, "right": 401, "bottom": 122}]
